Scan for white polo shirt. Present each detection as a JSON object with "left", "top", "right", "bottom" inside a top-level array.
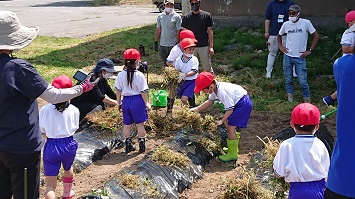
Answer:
[
  {"left": 208, "top": 82, "right": 247, "bottom": 111},
  {"left": 174, "top": 55, "right": 199, "bottom": 80},
  {"left": 114, "top": 70, "right": 149, "bottom": 96},
  {"left": 167, "top": 44, "right": 184, "bottom": 64},
  {"left": 39, "top": 104, "right": 80, "bottom": 138},
  {"left": 273, "top": 134, "right": 330, "bottom": 182}
]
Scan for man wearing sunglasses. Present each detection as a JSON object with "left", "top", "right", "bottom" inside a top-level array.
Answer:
[
  {"left": 182, "top": 0, "right": 214, "bottom": 73},
  {"left": 277, "top": 4, "right": 319, "bottom": 103}
]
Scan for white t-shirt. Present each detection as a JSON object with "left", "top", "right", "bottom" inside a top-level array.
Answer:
[
  {"left": 114, "top": 70, "right": 149, "bottom": 96},
  {"left": 273, "top": 135, "right": 330, "bottom": 182},
  {"left": 208, "top": 82, "right": 247, "bottom": 110},
  {"left": 174, "top": 55, "right": 199, "bottom": 80},
  {"left": 340, "top": 30, "right": 355, "bottom": 55},
  {"left": 166, "top": 44, "right": 184, "bottom": 64},
  {"left": 279, "top": 18, "right": 316, "bottom": 58},
  {"left": 39, "top": 104, "right": 80, "bottom": 138}
]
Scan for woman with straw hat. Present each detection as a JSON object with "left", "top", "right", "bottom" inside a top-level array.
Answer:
[{"left": 0, "top": 11, "right": 97, "bottom": 198}]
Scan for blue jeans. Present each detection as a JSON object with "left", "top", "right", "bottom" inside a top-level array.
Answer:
[{"left": 283, "top": 55, "right": 310, "bottom": 98}]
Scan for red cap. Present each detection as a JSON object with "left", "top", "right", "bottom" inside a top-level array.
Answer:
[
  {"left": 180, "top": 38, "right": 196, "bottom": 49},
  {"left": 52, "top": 75, "right": 73, "bottom": 89},
  {"left": 124, "top": 48, "right": 141, "bottom": 60},
  {"left": 194, "top": 72, "right": 214, "bottom": 93},
  {"left": 180, "top": 30, "right": 198, "bottom": 42},
  {"left": 345, "top": 11, "right": 355, "bottom": 23},
  {"left": 291, "top": 103, "right": 320, "bottom": 126}
]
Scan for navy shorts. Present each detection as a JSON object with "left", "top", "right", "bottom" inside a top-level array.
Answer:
[
  {"left": 289, "top": 179, "right": 326, "bottom": 199},
  {"left": 227, "top": 94, "right": 252, "bottom": 128},
  {"left": 176, "top": 79, "right": 195, "bottom": 99},
  {"left": 43, "top": 136, "right": 78, "bottom": 176},
  {"left": 122, "top": 95, "right": 148, "bottom": 125}
]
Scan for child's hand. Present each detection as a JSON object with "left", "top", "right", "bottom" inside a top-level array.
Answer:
[
  {"left": 145, "top": 102, "right": 151, "bottom": 110},
  {"left": 215, "top": 120, "right": 223, "bottom": 126},
  {"left": 188, "top": 107, "right": 198, "bottom": 112},
  {"left": 178, "top": 72, "right": 186, "bottom": 83}
]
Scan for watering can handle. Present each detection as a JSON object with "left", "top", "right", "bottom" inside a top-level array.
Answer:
[{"left": 320, "top": 107, "right": 337, "bottom": 121}]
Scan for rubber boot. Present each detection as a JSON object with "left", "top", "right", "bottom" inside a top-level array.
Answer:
[
  {"left": 62, "top": 177, "right": 75, "bottom": 199},
  {"left": 125, "top": 138, "right": 136, "bottom": 153},
  {"left": 138, "top": 137, "right": 146, "bottom": 153},
  {"left": 188, "top": 95, "right": 196, "bottom": 108},
  {"left": 218, "top": 138, "right": 239, "bottom": 162},
  {"left": 222, "top": 131, "right": 240, "bottom": 152},
  {"left": 288, "top": 93, "right": 294, "bottom": 103}
]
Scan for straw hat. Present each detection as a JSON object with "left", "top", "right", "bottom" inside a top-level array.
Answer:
[{"left": 0, "top": 11, "right": 39, "bottom": 51}]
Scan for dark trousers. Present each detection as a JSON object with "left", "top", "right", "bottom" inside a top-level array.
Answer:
[
  {"left": 159, "top": 45, "right": 173, "bottom": 66},
  {"left": 324, "top": 188, "right": 355, "bottom": 199},
  {"left": 0, "top": 149, "right": 41, "bottom": 199}
]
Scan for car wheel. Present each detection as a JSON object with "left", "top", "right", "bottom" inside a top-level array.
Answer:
[{"left": 158, "top": 3, "right": 165, "bottom": 12}]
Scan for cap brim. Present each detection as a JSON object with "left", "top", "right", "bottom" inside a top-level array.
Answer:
[
  {"left": 0, "top": 26, "right": 39, "bottom": 50},
  {"left": 194, "top": 86, "right": 203, "bottom": 93},
  {"left": 101, "top": 67, "right": 117, "bottom": 73},
  {"left": 346, "top": 23, "right": 355, "bottom": 34}
]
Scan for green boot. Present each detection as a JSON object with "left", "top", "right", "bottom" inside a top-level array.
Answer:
[
  {"left": 219, "top": 138, "right": 239, "bottom": 162},
  {"left": 222, "top": 132, "right": 240, "bottom": 153}
]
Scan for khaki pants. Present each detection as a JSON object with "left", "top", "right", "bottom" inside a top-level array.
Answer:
[{"left": 194, "top": 46, "right": 213, "bottom": 72}]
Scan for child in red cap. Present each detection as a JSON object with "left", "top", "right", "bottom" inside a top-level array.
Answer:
[
  {"left": 39, "top": 75, "right": 80, "bottom": 199},
  {"left": 273, "top": 103, "right": 330, "bottom": 199},
  {"left": 171, "top": 37, "right": 199, "bottom": 109},
  {"left": 189, "top": 72, "right": 252, "bottom": 162},
  {"left": 114, "top": 48, "right": 150, "bottom": 153}
]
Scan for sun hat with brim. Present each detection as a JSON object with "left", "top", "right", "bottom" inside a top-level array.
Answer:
[
  {"left": 164, "top": 0, "right": 174, "bottom": 4},
  {"left": 124, "top": 48, "right": 141, "bottom": 61},
  {"left": 291, "top": 103, "right": 320, "bottom": 126},
  {"left": 0, "top": 11, "right": 39, "bottom": 51},
  {"left": 180, "top": 30, "right": 198, "bottom": 42},
  {"left": 194, "top": 72, "right": 214, "bottom": 93},
  {"left": 52, "top": 75, "right": 73, "bottom": 89},
  {"left": 94, "top": 58, "right": 117, "bottom": 74}
]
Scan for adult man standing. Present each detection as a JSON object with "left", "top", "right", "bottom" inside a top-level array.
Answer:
[
  {"left": 264, "top": 0, "right": 294, "bottom": 78},
  {"left": 324, "top": 55, "right": 355, "bottom": 198},
  {"left": 155, "top": 0, "right": 182, "bottom": 67},
  {"left": 182, "top": 0, "right": 214, "bottom": 72},
  {"left": 277, "top": 5, "right": 319, "bottom": 103}
]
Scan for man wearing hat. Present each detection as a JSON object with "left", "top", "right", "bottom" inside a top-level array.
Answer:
[
  {"left": 155, "top": 0, "right": 182, "bottom": 67},
  {"left": 71, "top": 58, "right": 118, "bottom": 121},
  {"left": 0, "top": 11, "right": 96, "bottom": 198},
  {"left": 273, "top": 103, "right": 329, "bottom": 199},
  {"left": 277, "top": 5, "right": 319, "bottom": 103}
]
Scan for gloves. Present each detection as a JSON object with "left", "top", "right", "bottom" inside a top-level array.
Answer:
[
  {"left": 80, "top": 74, "right": 99, "bottom": 93},
  {"left": 178, "top": 72, "right": 186, "bottom": 83},
  {"left": 145, "top": 102, "right": 151, "bottom": 110},
  {"left": 154, "top": 41, "right": 159, "bottom": 52},
  {"left": 215, "top": 120, "right": 223, "bottom": 126},
  {"left": 188, "top": 107, "right": 199, "bottom": 112}
]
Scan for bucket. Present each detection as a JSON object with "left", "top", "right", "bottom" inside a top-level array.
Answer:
[{"left": 152, "top": 90, "right": 168, "bottom": 107}]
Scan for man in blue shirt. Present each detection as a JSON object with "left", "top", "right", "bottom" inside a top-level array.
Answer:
[
  {"left": 325, "top": 55, "right": 355, "bottom": 198},
  {"left": 264, "top": 0, "right": 294, "bottom": 78}
]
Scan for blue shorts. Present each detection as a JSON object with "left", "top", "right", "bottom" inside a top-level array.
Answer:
[
  {"left": 122, "top": 95, "right": 148, "bottom": 125},
  {"left": 227, "top": 94, "right": 252, "bottom": 128},
  {"left": 289, "top": 179, "right": 326, "bottom": 199},
  {"left": 43, "top": 136, "right": 78, "bottom": 176},
  {"left": 176, "top": 79, "right": 195, "bottom": 99}
]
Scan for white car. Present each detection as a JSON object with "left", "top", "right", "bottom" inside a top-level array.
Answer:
[{"left": 152, "top": 0, "right": 182, "bottom": 12}]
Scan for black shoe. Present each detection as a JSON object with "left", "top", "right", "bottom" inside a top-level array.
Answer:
[
  {"left": 138, "top": 138, "right": 146, "bottom": 153},
  {"left": 188, "top": 95, "right": 196, "bottom": 108},
  {"left": 125, "top": 138, "right": 136, "bottom": 153}
]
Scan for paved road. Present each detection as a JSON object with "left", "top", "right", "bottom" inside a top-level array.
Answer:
[{"left": 0, "top": 0, "right": 160, "bottom": 38}]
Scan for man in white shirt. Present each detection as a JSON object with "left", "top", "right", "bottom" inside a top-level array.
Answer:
[{"left": 277, "top": 5, "right": 319, "bottom": 103}]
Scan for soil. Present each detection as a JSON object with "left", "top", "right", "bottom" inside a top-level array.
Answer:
[{"left": 37, "top": 98, "right": 337, "bottom": 198}]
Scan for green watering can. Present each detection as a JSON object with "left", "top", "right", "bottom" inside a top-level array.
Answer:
[{"left": 152, "top": 90, "right": 168, "bottom": 107}]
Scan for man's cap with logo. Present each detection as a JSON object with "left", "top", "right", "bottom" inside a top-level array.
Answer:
[
  {"left": 180, "top": 30, "right": 198, "bottom": 42},
  {"left": 180, "top": 38, "right": 196, "bottom": 49},
  {"left": 291, "top": 103, "right": 320, "bottom": 126},
  {"left": 94, "top": 58, "right": 117, "bottom": 74},
  {"left": 194, "top": 72, "right": 214, "bottom": 93},
  {"left": 288, "top": 5, "right": 301, "bottom": 12},
  {"left": 52, "top": 75, "right": 73, "bottom": 89},
  {"left": 164, "top": 0, "right": 174, "bottom": 4},
  {"left": 124, "top": 48, "right": 141, "bottom": 61}
]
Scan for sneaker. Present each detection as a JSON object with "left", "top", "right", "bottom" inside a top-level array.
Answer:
[
  {"left": 265, "top": 72, "right": 271, "bottom": 79},
  {"left": 323, "top": 96, "right": 335, "bottom": 107},
  {"left": 287, "top": 94, "right": 294, "bottom": 103},
  {"left": 138, "top": 138, "right": 146, "bottom": 153},
  {"left": 125, "top": 138, "right": 136, "bottom": 153}
]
